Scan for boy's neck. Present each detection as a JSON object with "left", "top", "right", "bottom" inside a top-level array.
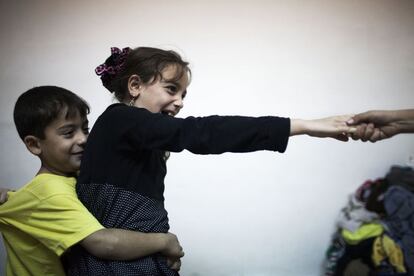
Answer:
[{"left": 36, "top": 165, "right": 78, "bottom": 178}]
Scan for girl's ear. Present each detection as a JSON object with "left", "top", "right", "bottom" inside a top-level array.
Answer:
[
  {"left": 127, "top": 74, "right": 143, "bottom": 98},
  {"left": 23, "top": 135, "right": 42, "bottom": 156}
]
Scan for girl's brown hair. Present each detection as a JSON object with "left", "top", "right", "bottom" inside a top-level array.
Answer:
[{"left": 98, "top": 47, "right": 191, "bottom": 102}]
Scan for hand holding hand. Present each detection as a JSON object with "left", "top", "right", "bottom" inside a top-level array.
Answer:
[{"left": 347, "top": 110, "right": 414, "bottom": 142}]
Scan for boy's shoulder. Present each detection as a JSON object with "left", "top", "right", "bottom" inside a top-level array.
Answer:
[
  {"left": 0, "top": 174, "right": 78, "bottom": 219},
  {"left": 15, "top": 173, "right": 76, "bottom": 200}
]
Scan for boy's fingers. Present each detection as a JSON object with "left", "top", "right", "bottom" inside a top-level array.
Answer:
[
  {"left": 166, "top": 258, "right": 181, "bottom": 271},
  {"left": 167, "top": 258, "right": 173, "bottom": 267},
  {"left": 0, "top": 193, "right": 7, "bottom": 204},
  {"left": 171, "top": 260, "right": 181, "bottom": 270}
]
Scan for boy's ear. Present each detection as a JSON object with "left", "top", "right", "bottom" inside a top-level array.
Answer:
[
  {"left": 127, "top": 74, "right": 143, "bottom": 98},
  {"left": 23, "top": 135, "right": 42, "bottom": 156}
]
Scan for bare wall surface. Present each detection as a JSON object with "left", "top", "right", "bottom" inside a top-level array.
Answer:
[{"left": 0, "top": 0, "right": 413, "bottom": 275}]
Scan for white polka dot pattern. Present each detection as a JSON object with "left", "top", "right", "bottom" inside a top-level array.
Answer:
[{"left": 64, "top": 183, "right": 178, "bottom": 276}]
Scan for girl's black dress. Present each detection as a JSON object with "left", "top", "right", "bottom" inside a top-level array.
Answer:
[{"left": 65, "top": 103, "right": 290, "bottom": 276}]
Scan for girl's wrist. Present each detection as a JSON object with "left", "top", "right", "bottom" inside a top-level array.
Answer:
[{"left": 290, "top": 119, "right": 309, "bottom": 136}]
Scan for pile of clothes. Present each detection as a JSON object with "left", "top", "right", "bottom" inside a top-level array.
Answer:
[{"left": 324, "top": 166, "right": 414, "bottom": 276}]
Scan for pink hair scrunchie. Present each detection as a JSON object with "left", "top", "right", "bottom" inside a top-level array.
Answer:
[{"left": 95, "top": 47, "right": 131, "bottom": 77}]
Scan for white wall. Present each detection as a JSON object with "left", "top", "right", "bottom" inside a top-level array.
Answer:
[{"left": 1, "top": 0, "right": 413, "bottom": 275}]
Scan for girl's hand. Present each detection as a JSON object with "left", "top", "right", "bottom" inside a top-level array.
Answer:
[{"left": 291, "top": 115, "right": 356, "bottom": 141}]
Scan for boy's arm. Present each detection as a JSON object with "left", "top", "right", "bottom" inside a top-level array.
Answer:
[
  {"left": 0, "top": 183, "right": 182, "bottom": 266},
  {"left": 80, "top": 229, "right": 184, "bottom": 261},
  {"left": 290, "top": 115, "right": 355, "bottom": 141}
]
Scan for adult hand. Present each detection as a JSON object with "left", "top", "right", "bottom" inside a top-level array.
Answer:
[{"left": 347, "top": 110, "right": 414, "bottom": 142}]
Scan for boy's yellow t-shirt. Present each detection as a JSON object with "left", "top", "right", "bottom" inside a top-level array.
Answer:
[{"left": 0, "top": 173, "right": 104, "bottom": 276}]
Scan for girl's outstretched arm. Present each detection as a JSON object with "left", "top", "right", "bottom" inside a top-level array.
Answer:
[{"left": 290, "top": 115, "right": 356, "bottom": 141}]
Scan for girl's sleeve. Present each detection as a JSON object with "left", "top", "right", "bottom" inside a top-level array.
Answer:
[{"left": 112, "top": 106, "right": 290, "bottom": 154}]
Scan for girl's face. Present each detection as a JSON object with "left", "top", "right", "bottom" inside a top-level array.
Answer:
[{"left": 132, "top": 64, "right": 189, "bottom": 116}]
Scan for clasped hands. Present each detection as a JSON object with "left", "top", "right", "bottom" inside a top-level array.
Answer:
[{"left": 298, "top": 109, "right": 414, "bottom": 142}]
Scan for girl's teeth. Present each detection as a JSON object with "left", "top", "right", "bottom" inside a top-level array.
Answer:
[{"left": 161, "top": 111, "right": 173, "bottom": 116}]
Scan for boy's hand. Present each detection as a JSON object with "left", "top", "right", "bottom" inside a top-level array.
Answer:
[
  {"left": 0, "top": 188, "right": 12, "bottom": 204},
  {"left": 161, "top": 232, "right": 185, "bottom": 260},
  {"left": 167, "top": 257, "right": 182, "bottom": 271}
]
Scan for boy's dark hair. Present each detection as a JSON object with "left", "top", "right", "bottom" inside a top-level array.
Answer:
[
  {"left": 14, "top": 86, "right": 90, "bottom": 140},
  {"left": 97, "top": 47, "right": 191, "bottom": 102}
]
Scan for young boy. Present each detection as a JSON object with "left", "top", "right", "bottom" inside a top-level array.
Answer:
[{"left": 0, "top": 86, "right": 183, "bottom": 275}]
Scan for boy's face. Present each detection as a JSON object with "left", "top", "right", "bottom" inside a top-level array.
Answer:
[{"left": 37, "top": 110, "right": 89, "bottom": 177}]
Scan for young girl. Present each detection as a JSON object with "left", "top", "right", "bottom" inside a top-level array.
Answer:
[{"left": 65, "top": 47, "right": 354, "bottom": 275}]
